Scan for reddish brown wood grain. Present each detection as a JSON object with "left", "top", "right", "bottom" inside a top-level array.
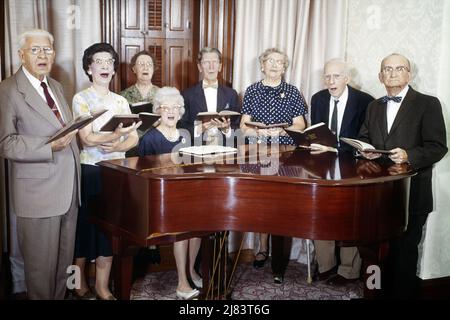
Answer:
[{"left": 96, "top": 148, "right": 413, "bottom": 299}]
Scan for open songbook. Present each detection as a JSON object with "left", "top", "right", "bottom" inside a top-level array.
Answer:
[
  {"left": 196, "top": 110, "right": 240, "bottom": 122},
  {"left": 244, "top": 121, "right": 289, "bottom": 129},
  {"left": 284, "top": 122, "right": 337, "bottom": 147},
  {"left": 339, "top": 137, "right": 392, "bottom": 154},
  {"left": 179, "top": 145, "right": 238, "bottom": 156},
  {"left": 46, "top": 109, "right": 107, "bottom": 144},
  {"left": 100, "top": 113, "right": 160, "bottom": 132}
]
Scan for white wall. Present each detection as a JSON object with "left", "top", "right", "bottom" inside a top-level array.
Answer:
[{"left": 346, "top": 0, "right": 450, "bottom": 279}]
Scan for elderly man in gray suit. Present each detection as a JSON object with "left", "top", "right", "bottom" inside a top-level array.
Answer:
[{"left": 0, "top": 29, "right": 80, "bottom": 300}]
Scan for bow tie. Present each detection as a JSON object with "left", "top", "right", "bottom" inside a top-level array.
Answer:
[
  {"left": 203, "top": 82, "right": 218, "bottom": 89},
  {"left": 382, "top": 95, "right": 402, "bottom": 103}
]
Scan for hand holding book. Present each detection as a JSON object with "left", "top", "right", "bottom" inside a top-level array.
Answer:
[
  {"left": 197, "top": 110, "right": 240, "bottom": 122},
  {"left": 46, "top": 109, "right": 107, "bottom": 144},
  {"left": 100, "top": 113, "right": 160, "bottom": 131},
  {"left": 339, "top": 137, "right": 392, "bottom": 154},
  {"left": 284, "top": 122, "right": 337, "bottom": 148}
]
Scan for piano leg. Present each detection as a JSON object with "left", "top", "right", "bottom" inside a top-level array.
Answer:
[
  {"left": 111, "top": 235, "right": 135, "bottom": 300},
  {"left": 113, "top": 254, "right": 133, "bottom": 300},
  {"left": 271, "top": 236, "right": 292, "bottom": 283},
  {"left": 358, "top": 241, "right": 390, "bottom": 299},
  {"left": 200, "top": 234, "right": 214, "bottom": 299}
]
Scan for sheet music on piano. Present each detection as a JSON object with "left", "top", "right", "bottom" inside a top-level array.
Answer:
[{"left": 179, "top": 145, "right": 238, "bottom": 157}]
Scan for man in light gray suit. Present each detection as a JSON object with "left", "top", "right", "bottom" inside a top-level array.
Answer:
[{"left": 0, "top": 29, "right": 80, "bottom": 299}]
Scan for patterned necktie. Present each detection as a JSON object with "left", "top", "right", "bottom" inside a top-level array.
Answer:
[
  {"left": 41, "top": 82, "right": 64, "bottom": 125},
  {"left": 382, "top": 95, "right": 402, "bottom": 103},
  {"left": 330, "top": 99, "right": 339, "bottom": 137},
  {"left": 202, "top": 82, "right": 219, "bottom": 89}
]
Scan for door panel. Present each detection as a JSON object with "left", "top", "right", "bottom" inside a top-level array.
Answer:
[
  {"left": 145, "top": 38, "right": 165, "bottom": 88},
  {"left": 121, "top": 38, "right": 145, "bottom": 89},
  {"left": 122, "top": 0, "right": 146, "bottom": 38}
]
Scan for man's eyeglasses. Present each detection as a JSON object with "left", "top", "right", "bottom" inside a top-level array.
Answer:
[
  {"left": 324, "top": 74, "right": 344, "bottom": 81},
  {"left": 93, "top": 58, "right": 115, "bottom": 66},
  {"left": 381, "top": 66, "right": 409, "bottom": 74},
  {"left": 25, "top": 46, "right": 54, "bottom": 55},
  {"left": 136, "top": 61, "right": 154, "bottom": 68},
  {"left": 265, "top": 58, "right": 285, "bottom": 66},
  {"left": 201, "top": 60, "right": 220, "bottom": 67},
  {"left": 160, "top": 105, "right": 181, "bottom": 113}
]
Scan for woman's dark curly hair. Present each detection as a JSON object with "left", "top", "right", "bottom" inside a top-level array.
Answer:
[{"left": 82, "top": 42, "right": 119, "bottom": 82}]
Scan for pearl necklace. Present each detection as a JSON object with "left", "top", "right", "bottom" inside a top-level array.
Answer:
[{"left": 159, "top": 128, "right": 179, "bottom": 142}]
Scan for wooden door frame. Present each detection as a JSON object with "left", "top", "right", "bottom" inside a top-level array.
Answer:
[
  {"left": 100, "top": 0, "right": 236, "bottom": 92},
  {"left": 101, "top": 0, "right": 122, "bottom": 93}
]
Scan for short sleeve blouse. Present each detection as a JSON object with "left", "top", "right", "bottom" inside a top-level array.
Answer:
[
  {"left": 242, "top": 80, "right": 308, "bottom": 145},
  {"left": 72, "top": 87, "right": 132, "bottom": 165}
]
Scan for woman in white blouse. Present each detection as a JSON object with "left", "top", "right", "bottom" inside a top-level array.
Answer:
[{"left": 72, "top": 43, "right": 141, "bottom": 300}]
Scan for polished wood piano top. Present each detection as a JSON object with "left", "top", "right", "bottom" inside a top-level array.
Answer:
[
  {"left": 99, "top": 147, "right": 412, "bottom": 186},
  {"left": 97, "top": 147, "right": 414, "bottom": 244}
]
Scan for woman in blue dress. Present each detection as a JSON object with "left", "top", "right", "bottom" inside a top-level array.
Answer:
[
  {"left": 139, "top": 87, "right": 201, "bottom": 300},
  {"left": 239, "top": 48, "right": 308, "bottom": 276}
]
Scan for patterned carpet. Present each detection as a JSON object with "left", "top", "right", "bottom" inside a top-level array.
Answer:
[{"left": 131, "top": 260, "right": 363, "bottom": 300}]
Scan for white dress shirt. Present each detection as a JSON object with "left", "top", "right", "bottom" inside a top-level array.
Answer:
[
  {"left": 22, "top": 66, "right": 65, "bottom": 122},
  {"left": 195, "top": 80, "right": 223, "bottom": 139},
  {"left": 386, "top": 86, "right": 409, "bottom": 133},
  {"left": 203, "top": 80, "right": 219, "bottom": 112}
]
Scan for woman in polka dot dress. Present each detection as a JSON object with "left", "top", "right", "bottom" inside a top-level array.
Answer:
[{"left": 239, "top": 48, "right": 307, "bottom": 278}]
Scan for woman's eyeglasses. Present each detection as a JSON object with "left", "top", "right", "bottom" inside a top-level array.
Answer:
[
  {"left": 160, "top": 105, "right": 181, "bottom": 113},
  {"left": 93, "top": 58, "right": 115, "bottom": 66},
  {"left": 135, "top": 61, "right": 154, "bottom": 68}
]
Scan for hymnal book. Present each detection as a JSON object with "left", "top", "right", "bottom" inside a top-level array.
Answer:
[
  {"left": 179, "top": 145, "right": 238, "bottom": 156},
  {"left": 284, "top": 122, "right": 337, "bottom": 147},
  {"left": 196, "top": 110, "right": 241, "bottom": 122},
  {"left": 138, "top": 112, "right": 161, "bottom": 130},
  {"left": 100, "top": 114, "right": 140, "bottom": 131},
  {"left": 100, "top": 113, "right": 160, "bottom": 131},
  {"left": 46, "top": 109, "right": 107, "bottom": 144},
  {"left": 340, "top": 137, "right": 392, "bottom": 154},
  {"left": 130, "top": 101, "right": 153, "bottom": 114},
  {"left": 244, "top": 121, "right": 289, "bottom": 129}
]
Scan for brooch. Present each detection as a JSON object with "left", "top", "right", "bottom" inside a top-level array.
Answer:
[{"left": 280, "top": 92, "right": 285, "bottom": 98}]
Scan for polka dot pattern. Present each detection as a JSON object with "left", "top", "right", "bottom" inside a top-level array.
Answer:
[{"left": 242, "top": 80, "right": 308, "bottom": 145}]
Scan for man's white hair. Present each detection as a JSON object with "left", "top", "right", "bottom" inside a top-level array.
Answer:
[
  {"left": 18, "top": 29, "right": 54, "bottom": 49},
  {"left": 324, "top": 58, "right": 351, "bottom": 76}
]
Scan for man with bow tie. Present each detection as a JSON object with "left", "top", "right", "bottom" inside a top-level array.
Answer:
[
  {"left": 180, "top": 47, "right": 240, "bottom": 145},
  {"left": 358, "top": 53, "right": 447, "bottom": 298}
]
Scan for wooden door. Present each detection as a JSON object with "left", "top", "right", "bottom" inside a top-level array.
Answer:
[
  {"left": 120, "top": 0, "right": 195, "bottom": 91},
  {"left": 104, "top": 0, "right": 235, "bottom": 93}
]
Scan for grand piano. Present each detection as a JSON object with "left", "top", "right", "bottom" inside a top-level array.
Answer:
[{"left": 94, "top": 147, "right": 413, "bottom": 299}]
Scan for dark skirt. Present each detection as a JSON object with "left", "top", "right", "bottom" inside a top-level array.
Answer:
[{"left": 74, "top": 164, "right": 112, "bottom": 260}]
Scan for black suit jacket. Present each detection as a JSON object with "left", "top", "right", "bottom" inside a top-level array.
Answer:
[
  {"left": 311, "top": 85, "right": 374, "bottom": 151},
  {"left": 179, "top": 82, "right": 241, "bottom": 139},
  {"left": 358, "top": 86, "right": 447, "bottom": 215}
]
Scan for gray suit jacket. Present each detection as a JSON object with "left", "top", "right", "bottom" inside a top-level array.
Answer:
[{"left": 0, "top": 67, "right": 81, "bottom": 218}]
